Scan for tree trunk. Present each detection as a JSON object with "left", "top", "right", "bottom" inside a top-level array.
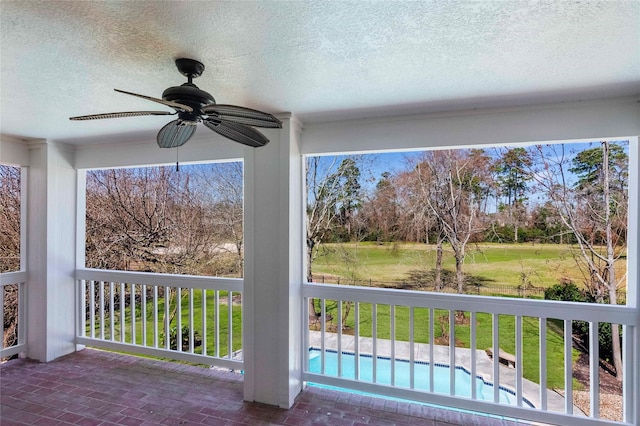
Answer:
[
  {"left": 434, "top": 236, "right": 443, "bottom": 291},
  {"left": 602, "top": 141, "right": 623, "bottom": 381},
  {"left": 455, "top": 253, "right": 465, "bottom": 294}
]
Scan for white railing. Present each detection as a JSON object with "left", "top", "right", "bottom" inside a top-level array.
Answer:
[
  {"left": 0, "top": 270, "right": 27, "bottom": 358},
  {"left": 76, "top": 268, "right": 243, "bottom": 370},
  {"left": 303, "top": 283, "right": 638, "bottom": 426}
]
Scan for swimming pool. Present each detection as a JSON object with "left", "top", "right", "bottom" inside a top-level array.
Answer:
[{"left": 307, "top": 348, "right": 534, "bottom": 407}]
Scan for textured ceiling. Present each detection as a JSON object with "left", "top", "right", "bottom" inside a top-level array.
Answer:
[{"left": 1, "top": 0, "right": 639, "bottom": 145}]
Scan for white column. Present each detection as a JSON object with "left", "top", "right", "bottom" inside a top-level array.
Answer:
[
  {"left": 26, "top": 140, "right": 77, "bottom": 362},
  {"left": 243, "top": 114, "right": 304, "bottom": 408}
]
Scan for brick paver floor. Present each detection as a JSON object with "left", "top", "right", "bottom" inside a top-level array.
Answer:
[{"left": 1, "top": 349, "right": 529, "bottom": 425}]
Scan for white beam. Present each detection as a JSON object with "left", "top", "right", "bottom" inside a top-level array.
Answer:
[{"left": 302, "top": 96, "right": 640, "bottom": 154}]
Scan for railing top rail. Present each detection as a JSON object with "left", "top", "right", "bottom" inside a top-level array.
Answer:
[
  {"left": 303, "top": 283, "right": 637, "bottom": 325},
  {"left": 0, "top": 270, "right": 27, "bottom": 286},
  {"left": 76, "top": 268, "right": 243, "bottom": 291}
]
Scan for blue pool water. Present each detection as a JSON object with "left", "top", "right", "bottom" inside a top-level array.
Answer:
[{"left": 308, "top": 348, "right": 534, "bottom": 408}]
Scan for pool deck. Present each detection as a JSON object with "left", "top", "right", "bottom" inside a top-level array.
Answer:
[{"left": 308, "top": 330, "right": 573, "bottom": 415}]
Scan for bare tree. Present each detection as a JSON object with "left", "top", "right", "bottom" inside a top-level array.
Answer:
[
  {"left": 415, "top": 150, "right": 487, "bottom": 294},
  {"left": 0, "top": 164, "right": 21, "bottom": 352},
  {"left": 0, "top": 165, "right": 20, "bottom": 272},
  {"left": 305, "top": 156, "right": 365, "bottom": 281},
  {"left": 530, "top": 141, "right": 627, "bottom": 380}
]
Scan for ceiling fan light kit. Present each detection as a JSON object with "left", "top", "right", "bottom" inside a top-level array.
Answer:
[{"left": 70, "top": 58, "right": 282, "bottom": 149}]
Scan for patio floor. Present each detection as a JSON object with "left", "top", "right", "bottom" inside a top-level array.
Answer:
[{"left": 1, "top": 348, "right": 531, "bottom": 426}]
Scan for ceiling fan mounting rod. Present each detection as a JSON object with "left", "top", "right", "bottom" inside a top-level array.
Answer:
[{"left": 175, "top": 58, "right": 205, "bottom": 82}]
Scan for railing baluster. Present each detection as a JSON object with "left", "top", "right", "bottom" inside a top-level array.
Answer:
[
  {"left": 304, "top": 297, "right": 309, "bottom": 373},
  {"left": 320, "top": 298, "right": 326, "bottom": 375},
  {"left": 493, "top": 314, "right": 500, "bottom": 403},
  {"left": 429, "top": 308, "right": 434, "bottom": 393},
  {"left": 120, "top": 282, "right": 125, "bottom": 343},
  {"left": 153, "top": 285, "right": 158, "bottom": 348},
  {"left": 99, "top": 281, "right": 104, "bottom": 340},
  {"left": 539, "top": 317, "right": 548, "bottom": 411},
  {"left": 516, "top": 315, "right": 523, "bottom": 406},
  {"left": 238, "top": 291, "right": 242, "bottom": 361},
  {"left": 409, "top": 306, "right": 414, "bottom": 390},
  {"left": 189, "top": 288, "right": 194, "bottom": 353},
  {"left": 564, "top": 319, "right": 573, "bottom": 415},
  {"left": 89, "top": 280, "right": 95, "bottom": 339},
  {"left": 80, "top": 280, "right": 86, "bottom": 338},
  {"left": 109, "top": 282, "right": 115, "bottom": 341},
  {"left": 390, "top": 304, "right": 395, "bottom": 386},
  {"left": 215, "top": 290, "right": 220, "bottom": 357},
  {"left": 470, "top": 311, "right": 477, "bottom": 400},
  {"left": 18, "top": 282, "right": 26, "bottom": 346},
  {"left": 228, "top": 291, "right": 233, "bottom": 358},
  {"left": 589, "top": 321, "right": 599, "bottom": 418},
  {"left": 354, "top": 301, "right": 360, "bottom": 380},
  {"left": 623, "top": 324, "right": 635, "bottom": 424},
  {"left": 449, "top": 310, "right": 455, "bottom": 396},
  {"left": 372, "top": 303, "right": 377, "bottom": 383},
  {"left": 131, "top": 283, "right": 136, "bottom": 345},
  {"left": 164, "top": 286, "right": 170, "bottom": 350},
  {"left": 141, "top": 284, "right": 146, "bottom": 346},
  {"left": 177, "top": 287, "right": 182, "bottom": 352},
  {"left": 202, "top": 289, "right": 207, "bottom": 355},
  {"left": 337, "top": 300, "right": 343, "bottom": 378}
]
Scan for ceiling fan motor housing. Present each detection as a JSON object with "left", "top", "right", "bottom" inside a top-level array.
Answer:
[{"left": 162, "top": 84, "right": 215, "bottom": 123}]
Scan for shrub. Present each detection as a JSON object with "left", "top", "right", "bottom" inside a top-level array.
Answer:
[{"left": 544, "top": 281, "right": 621, "bottom": 364}]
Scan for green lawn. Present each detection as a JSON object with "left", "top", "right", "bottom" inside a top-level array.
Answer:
[
  {"left": 312, "top": 242, "right": 626, "bottom": 291},
  {"left": 89, "top": 289, "right": 242, "bottom": 358}
]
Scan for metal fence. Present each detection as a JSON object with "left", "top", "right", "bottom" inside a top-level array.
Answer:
[{"left": 309, "top": 275, "right": 627, "bottom": 303}]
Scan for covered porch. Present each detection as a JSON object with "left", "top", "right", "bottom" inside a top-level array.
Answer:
[{"left": 2, "top": 96, "right": 640, "bottom": 426}]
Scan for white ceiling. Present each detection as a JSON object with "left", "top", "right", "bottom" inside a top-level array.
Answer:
[{"left": 1, "top": 1, "right": 639, "bottom": 145}]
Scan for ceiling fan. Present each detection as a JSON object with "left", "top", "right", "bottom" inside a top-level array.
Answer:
[{"left": 70, "top": 58, "right": 282, "bottom": 148}]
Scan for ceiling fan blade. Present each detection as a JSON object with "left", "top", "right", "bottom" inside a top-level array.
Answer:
[
  {"left": 203, "top": 104, "right": 282, "bottom": 128},
  {"left": 157, "top": 120, "right": 197, "bottom": 148},
  {"left": 115, "top": 89, "right": 193, "bottom": 112},
  {"left": 70, "top": 111, "right": 174, "bottom": 120},
  {"left": 203, "top": 119, "right": 270, "bottom": 147}
]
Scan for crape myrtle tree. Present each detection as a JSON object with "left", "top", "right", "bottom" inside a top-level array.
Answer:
[{"left": 530, "top": 141, "right": 628, "bottom": 380}]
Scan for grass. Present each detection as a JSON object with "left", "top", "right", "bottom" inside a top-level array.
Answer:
[
  {"left": 88, "top": 289, "right": 242, "bottom": 359},
  {"left": 312, "top": 241, "right": 627, "bottom": 291}
]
